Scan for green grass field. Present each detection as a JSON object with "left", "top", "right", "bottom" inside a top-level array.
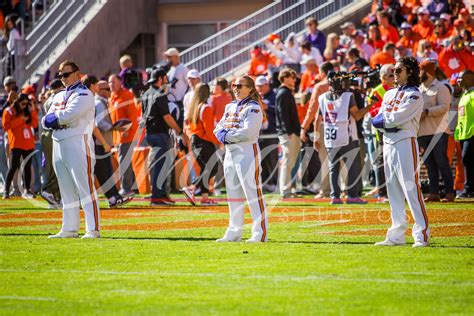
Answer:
[{"left": 1, "top": 196, "right": 473, "bottom": 315}]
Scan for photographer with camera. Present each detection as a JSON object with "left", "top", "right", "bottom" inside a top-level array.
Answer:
[
  {"left": 2, "top": 93, "right": 38, "bottom": 199},
  {"left": 314, "top": 71, "right": 373, "bottom": 204}
]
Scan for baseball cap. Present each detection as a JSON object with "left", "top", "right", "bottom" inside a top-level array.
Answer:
[
  {"left": 267, "top": 33, "right": 280, "bottom": 42},
  {"left": 163, "top": 47, "right": 180, "bottom": 57},
  {"left": 340, "top": 22, "right": 355, "bottom": 29},
  {"left": 401, "top": 22, "right": 412, "bottom": 29},
  {"left": 3, "top": 76, "right": 15, "bottom": 86},
  {"left": 300, "top": 55, "right": 316, "bottom": 65},
  {"left": 460, "top": 8, "right": 469, "bottom": 15},
  {"left": 352, "top": 29, "right": 366, "bottom": 38},
  {"left": 417, "top": 7, "right": 429, "bottom": 15},
  {"left": 147, "top": 67, "right": 167, "bottom": 84},
  {"left": 255, "top": 76, "right": 268, "bottom": 86},
  {"left": 420, "top": 60, "right": 436, "bottom": 76},
  {"left": 440, "top": 13, "right": 451, "bottom": 21},
  {"left": 187, "top": 69, "right": 201, "bottom": 79}
]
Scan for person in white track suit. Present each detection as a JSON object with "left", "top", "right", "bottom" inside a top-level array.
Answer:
[
  {"left": 214, "top": 76, "right": 268, "bottom": 243},
  {"left": 372, "top": 56, "right": 430, "bottom": 248},
  {"left": 42, "top": 61, "right": 100, "bottom": 239}
]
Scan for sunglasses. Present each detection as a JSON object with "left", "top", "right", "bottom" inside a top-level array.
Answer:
[
  {"left": 57, "top": 70, "right": 77, "bottom": 79},
  {"left": 393, "top": 67, "right": 405, "bottom": 74},
  {"left": 231, "top": 84, "right": 248, "bottom": 89}
]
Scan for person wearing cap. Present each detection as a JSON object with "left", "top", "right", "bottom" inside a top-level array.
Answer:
[
  {"left": 454, "top": 70, "right": 474, "bottom": 198},
  {"left": 438, "top": 36, "right": 474, "bottom": 78},
  {"left": 339, "top": 22, "right": 355, "bottom": 48},
  {"left": 413, "top": 7, "right": 434, "bottom": 40},
  {"left": 377, "top": 11, "right": 400, "bottom": 44},
  {"left": 183, "top": 69, "right": 201, "bottom": 120},
  {"left": 299, "top": 56, "right": 318, "bottom": 96},
  {"left": 248, "top": 45, "right": 277, "bottom": 77},
  {"left": 397, "top": 22, "right": 421, "bottom": 56},
  {"left": 370, "top": 43, "right": 396, "bottom": 68},
  {"left": 418, "top": 60, "right": 454, "bottom": 202},
  {"left": 38, "top": 79, "right": 64, "bottom": 208},
  {"left": 303, "top": 17, "right": 326, "bottom": 57},
  {"left": 439, "top": 13, "right": 454, "bottom": 37},
  {"left": 300, "top": 62, "right": 334, "bottom": 198},
  {"left": 255, "top": 76, "right": 278, "bottom": 192},
  {"left": 164, "top": 47, "right": 189, "bottom": 127},
  {"left": 365, "top": 64, "right": 396, "bottom": 201},
  {"left": 141, "top": 68, "right": 189, "bottom": 205},
  {"left": 108, "top": 74, "right": 139, "bottom": 197},
  {"left": 352, "top": 30, "right": 375, "bottom": 61}
]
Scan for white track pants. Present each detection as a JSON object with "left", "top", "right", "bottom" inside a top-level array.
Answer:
[
  {"left": 223, "top": 143, "right": 268, "bottom": 241},
  {"left": 384, "top": 138, "right": 429, "bottom": 243},
  {"left": 53, "top": 134, "right": 100, "bottom": 232}
]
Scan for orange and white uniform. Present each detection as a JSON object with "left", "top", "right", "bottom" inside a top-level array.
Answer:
[
  {"left": 214, "top": 97, "right": 268, "bottom": 241},
  {"left": 375, "top": 85, "right": 429, "bottom": 244}
]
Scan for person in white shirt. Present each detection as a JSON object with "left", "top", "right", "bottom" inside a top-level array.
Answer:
[
  {"left": 3, "top": 15, "right": 21, "bottom": 75},
  {"left": 372, "top": 56, "right": 430, "bottom": 248},
  {"left": 164, "top": 47, "right": 189, "bottom": 127},
  {"left": 183, "top": 69, "right": 201, "bottom": 119},
  {"left": 42, "top": 61, "right": 100, "bottom": 239}
]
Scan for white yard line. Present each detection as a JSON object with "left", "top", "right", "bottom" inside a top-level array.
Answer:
[
  {"left": 0, "top": 268, "right": 472, "bottom": 287},
  {"left": 0, "top": 295, "right": 56, "bottom": 301}
]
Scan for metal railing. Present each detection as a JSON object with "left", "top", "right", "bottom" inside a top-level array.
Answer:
[{"left": 181, "top": 0, "right": 357, "bottom": 81}]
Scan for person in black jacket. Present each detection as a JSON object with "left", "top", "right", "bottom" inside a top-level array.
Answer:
[
  {"left": 141, "top": 68, "right": 188, "bottom": 206},
  {"left": 275, "top": 68, "right": 301, "bottom": 198}
]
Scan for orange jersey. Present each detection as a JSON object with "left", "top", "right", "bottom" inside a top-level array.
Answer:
[
  {"left": 188, "top": 104, "right": 219, "bottom": 144},
  {"left": 398, "top": 32, "right": 422, "bottom": 55},
  {"left": 379, "top": 25, "right": 400, "bottom": 44},
  {"left": 413, "top": 21, "right": 434, "bottom": 40},
  {"left": 300, "top": 70, "right": 318, "bottom": 94},
  {"left": 2, "top": 107, "right": 38, "bottom": 150},
  {"left": 211, "top": 92, "right": 232, "bottom": 123},
  {"left": 109, "top": 88, "right": 139, "bottom": 144},
  {"left": 438, "top": 47, "right": 474, "bottom": 78},
  {"left": 369, "top": 51, "right": 396, "bottom": 68},
  {"left": 248, "top": 53, "right": 276, "bottom": 76}
]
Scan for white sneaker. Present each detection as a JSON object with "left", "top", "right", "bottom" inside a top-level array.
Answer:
[
  {"left": 41, "top": 191, "right": 57, "bottom": 205},
  {"left": 22, "top": 191, "right": 34, "bottom": 199},
  {"left": 47, "top": 203, "right": 62, "bottom": 210},
  {"left": 412, "top": 241, "right": 430, "bottom": 248},
  {"left": 48, "top": 231, "right": 79, "bottom": 238},
  {"left": 374, "top": 239, "right": 405, "bottom": 246},
  {"left": 82, "top": 230, "right": 100, "bottom": 239},
  {"left": 216, "top": 236, "right": 241, "bottom": 242},
  {"left": 246, "top": 238, "right": 266, "bottom": 243}
]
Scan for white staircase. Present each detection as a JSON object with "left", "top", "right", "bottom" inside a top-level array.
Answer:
[{"left": 180, "top": 0, "right": 367, "bottom": 82}]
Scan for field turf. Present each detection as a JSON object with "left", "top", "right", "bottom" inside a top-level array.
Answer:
[{"left": 1, "top": 195, "right": 473, "bottom": 315}]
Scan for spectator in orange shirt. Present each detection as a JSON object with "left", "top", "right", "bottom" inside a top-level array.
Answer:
[
  {"left": 210, "top": 77, "right": 232, "bottom": 124},
  {"left": 451, "top": 19, "right": 467, "bottom": 38},
  {"left": 367, "top": 24, "right": 385, "bottom": 51},
  {"left": 439, "top": 36, "right": 474, "bottom": 78},
  {"left": 429, "top": 19, "right": 450, "bottom": 53},
  {"left": 2, "top": 93, "right": 37, "bottom": 199},
  {"left": 108, "top": 74, "right": 138, "bottom": 196},
  {"left": 377, "top": 11, "right": 400, "bottom": 44},
  {"left": 370, "top": 43, "right": 396, "bottom": 68},
  {"left": 413, "top": 7, "right": 434, "bottom": 39},
  {"left": 299, "top": 56, "right": 318, "bottom": 95},
  {"left": 248, "top": 46, "right": 276, "bottom": 77},
  {"left": 182, "top": 83, "right": 219, "bottom": 206},
  {"left": 398, "top": 22, "right": 421, "bottom": 56},
  {"left": 440, "top": 13, "right": 454, "bottom": 37}
]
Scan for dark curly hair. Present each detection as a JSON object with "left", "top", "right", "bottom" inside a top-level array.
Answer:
[{"left": 397, "top": 56, "right": 420, "bottom": 87}]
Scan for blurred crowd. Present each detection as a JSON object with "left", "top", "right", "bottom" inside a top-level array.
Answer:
[{"left": 0, "top": 0, "right": 473, "bottom": 207}]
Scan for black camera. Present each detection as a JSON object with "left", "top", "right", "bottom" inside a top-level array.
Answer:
[{"left": 328, "top": 66, "right": 381, "bottom": 93}]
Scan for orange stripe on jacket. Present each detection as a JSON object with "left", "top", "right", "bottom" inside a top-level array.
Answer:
[
  {"left": 253, "top": 143, "right": 266, "bottom": 242},
  {"left": 411, "top": 138, "right": 429, "bottom": 242},
  {"left": 84, "top": 135, "right": 99, "bottom": 231}
]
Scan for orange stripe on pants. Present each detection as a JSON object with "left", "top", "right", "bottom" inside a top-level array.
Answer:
[
  {"left": 253, "top": 144, "right": 266, "bottom": 242},
  {"left": 84, "top": 135, "right": 99, "bottom": 231},
  {"left": 411, "top": 138, "right": 429, "bottom": 242}
]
